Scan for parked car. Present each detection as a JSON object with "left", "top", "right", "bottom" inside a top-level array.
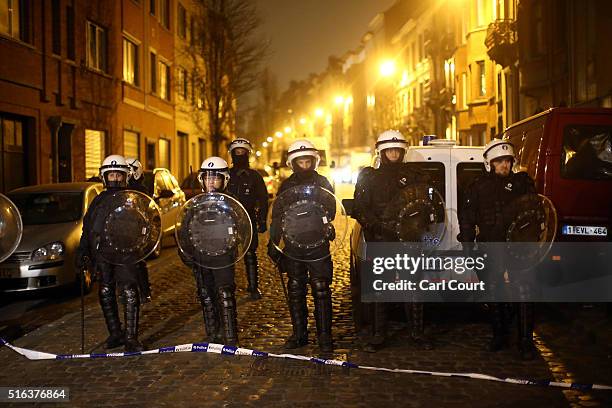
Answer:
[
  {"left": 180, "top": 172, "right": 202, "bottom": 201},
  {"left": 0, "top": 182, "right": 103, "bottom": 293},
  {"left": 343, "top": 141, "right": 485, "bottom": 328},
  {"left": 142, "top": 168, "right": 186, "bottom": 257}
]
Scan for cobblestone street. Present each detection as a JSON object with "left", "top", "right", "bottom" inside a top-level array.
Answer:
[{"left": 1, "top": 229, "right": 611, "bottom": 407}]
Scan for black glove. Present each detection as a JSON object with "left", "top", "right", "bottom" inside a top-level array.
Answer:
[
  {"left": 75, "top": 252, "right": 90, "bottom": 270},
  {"left": 257, "top": 222, "right": 267, "bottom": 234},
  {"left": 267, "top": 243, "right": 282, "bottom": 264},
  {"left": 325, "top": 223, "right": 336, "bottom": 241}
]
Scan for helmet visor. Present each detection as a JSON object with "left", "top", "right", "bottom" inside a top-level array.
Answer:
[{"left": 200, "top": 172, "right": 225, "bottom": 192}]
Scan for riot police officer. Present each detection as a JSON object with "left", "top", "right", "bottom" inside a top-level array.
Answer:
[
  {"left": 353, "top": 130, "right": 434, "bottom": 351},
  {"left": 125, "top": 157, "right": 152, "bottom": 303},
  {"left": 458, "top": 139, "right": 537, "bottom": 360},
  {"left": 179, "top": 157, "right": 240, "bottom": 346},
  {"left": 75, "top": 155, "right": 145, "bottom": 352},
  {"left": 226, "top": 138, "right": 269, "bottom": 300},
  {"left": 268, "top": 139, "right": 336, "bottom": 353}
]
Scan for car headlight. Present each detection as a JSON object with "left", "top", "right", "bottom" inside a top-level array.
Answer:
[{"left": 32, "top": 241, "right": 65, "bottom": 262}]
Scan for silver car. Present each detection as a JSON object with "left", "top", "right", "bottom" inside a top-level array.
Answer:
[{"left": 0, "top": 182, "right": 103, "bottom": 293}]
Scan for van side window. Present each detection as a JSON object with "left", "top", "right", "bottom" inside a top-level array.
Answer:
[
  {"left": 561, "top": 125, "right": 612, "bottom": 180},
  {"left": 406, "top": 162, "right": 446, "bottom": 201},
  {"left": 456, "top": 163, "right": 485, "bottom": 205}
]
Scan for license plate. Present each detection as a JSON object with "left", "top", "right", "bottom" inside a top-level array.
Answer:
[
  {"left": 562, "top": 225, "right": 608, "bottom": 236},
  {"left": 0, "top": 267, "right": 17, "bottom": 278}
]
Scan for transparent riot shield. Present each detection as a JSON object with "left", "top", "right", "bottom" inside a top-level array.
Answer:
[
  {"left": 176, "top": 193, "right": 252, "bottom": 269},
  {"left": 384, "top": 184, "right": 447, "bottom": 249},
  {"left": 0, "top": 193, "right": 23, "bottom": 263},
  {"left": 505, "top": 193, "right": 557, "bottom": 272},
  {"left": 92, "top": 190, "right": 162, "bottom": 265},
  {"left": 268, "top": 185, "right": 348, "bottom": 262}
]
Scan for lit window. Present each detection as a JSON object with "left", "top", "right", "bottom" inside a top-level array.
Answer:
[
  {"left": 86, "top": 21, "right": 107, "bottom": 72},
  {"left": 123, "top": 38, "right": 139, "bottom": 86}
]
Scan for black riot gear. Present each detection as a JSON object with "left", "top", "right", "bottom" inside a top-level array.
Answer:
[
  {"left": 178, "top": 165, "right": 247, "bottom": 346},
  {"left": 353, "top": 160, "right": 434, "bottom": 350},
  {"left": 269, "top": 170, "right": 336, "bottom": 352},
  {"left": 76, "top": 189, "right": 149, "bottom": 352},
  {"left": 458, "top": 170, "right": 538, "bottom": 359},
  {"left": 227, "top": 161, "right": 268, "bottom": 300}
]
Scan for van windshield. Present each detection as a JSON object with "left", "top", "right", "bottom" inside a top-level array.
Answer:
[{"left": 561, "top": 125, "right": 612, "bottom": 180}]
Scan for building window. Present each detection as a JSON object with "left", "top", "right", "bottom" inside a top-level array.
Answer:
[
  {"left": 177, "top": 66, "right": 188, "bottom": 99},
  {"left": 198, "top": 138, "right": 207, "bottom": 164},
  {"left": 475, "top": 0, "right": 486, "bottom": 27},
  {"left": 149, "top": 0, "right": 156, "bottom": 16},
  {"left": 159, "top": 138, "right": 170, "bottom": 169},
  {"left": 477, "top": 61, "right": 486, "bottom": 97},
  {"left": 150, "top": 51, "right": 157, "bottom": 93},
  {"left": 158, "top": 60, "right": 170, "bottom": 100},
  {"left": 66, "top": 5, "right": 75, "bottom": 60},
  {"left": 530, "top": 2, "right": 544, "bottom": 57},
  {"left": 123, "top": 38, "right": 139, "bottom": 86},
  {"left": 123, "top": 130, "right": 140, "bottom": 159},
  {"left": 51, "top": 0, "right": 61, "bottom": 55},
  {"left": 85, "top": 130, "right": 106, "bottom": 179},
  {"left": 86, "top": 21, "right": 107, "bottom": 72},
  {"left": 159, "top": 0, "right": 169, "bottom": 29},
  {"left": 0, "top": 0, "right": 31, "bottom": 42},
  {"left": 178, "top": 3, "right": 187, "bottom": 38}
]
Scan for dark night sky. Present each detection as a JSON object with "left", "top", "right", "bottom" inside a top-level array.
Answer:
[{"left": 255, "top": 0, "right": 396, "bottom": 90}]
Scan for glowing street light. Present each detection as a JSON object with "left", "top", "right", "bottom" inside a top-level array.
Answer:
[
  {"left": 262, "top": 141, "right": 268, "bottom": 148},
  {"left": 256, "top": 151, "right": 262, "bottom": 157},
  {"left": 334, "top": 95, "right": 345, "bottom": 105},
  {"left": 266, "top": 136, "right": 273, "bottom": 143},
  {"left": 314, "top": 108, "right": 324, "bottom": 118},
  {"left": 284, "top": 126, "right": 292, "bottom": 134},
  {"left": 275, "top": 131, "right": 283, "bottom": 138},
  {"left": 379, "top": 60, "right": 396, "bottom": 77},
  {"left": 299, "top": 117, "right": 307, "bottom": 125}
]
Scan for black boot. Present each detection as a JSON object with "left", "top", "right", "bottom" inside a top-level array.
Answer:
[
  {"left": 244, "top": 252, "right": 262, "bottom": 300},
  {"left": 409, "top": 303, "right": 433, "bottom": 350},
  {"left": 363, "top": 303, "right": 386, "bottom": 353},
  {"left": 99, "top": 283, "right": 124, "bottom": 349},
  {"left": 518, "top": 302, "right": 536, "bottom": 360},
  {"left": 123, "top": 286, "right": 144, "bottom": 353},
  {"left": 284, "top": 275, "right": 308, "bottom": 349},
  {"left": 217, "top": 286, "right": 239, "bottom": 346},
  {"left": 197, "top": 285, "right": 221, "bottom": 343},
  {"left": 312, "top": 279, "right": 333, "bottom": 353},
  {"left": 488, "top": 303, "right": 508, "bottom": 352}
]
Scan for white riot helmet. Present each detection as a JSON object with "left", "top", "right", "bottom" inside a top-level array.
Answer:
[
  {"left": 99, "top": 155, "right": 130, "bottom": 188},
  {"left": 483, "top": 139, "right": 515, "bottom": 172},
  {"left": 286, "top": 139, "right": 320, "bottom": 172},
  {"left": 198, "top": 156, "right": 230, "bottom": 192},
  {"left": 375, "top": 130, "right": 407, "bottom": 164},
  {"left": 125, "top": 157, "right": 143, "bottom": 181},
  {"left": 228, "top": 138, "right": 253, "bottom": 154}
]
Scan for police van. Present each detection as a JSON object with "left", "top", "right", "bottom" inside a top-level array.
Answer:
[{"left": 344, "top": 140, "right": 484, "bottom": 328}]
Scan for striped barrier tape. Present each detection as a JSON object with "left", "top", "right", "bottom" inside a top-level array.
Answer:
[{"left": 1, "top": 338, "right": 611, "bottom": 391}]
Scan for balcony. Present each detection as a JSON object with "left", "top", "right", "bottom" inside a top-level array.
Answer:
[{"left": 485, "top": 19, "right": 518, "bottom": 68}]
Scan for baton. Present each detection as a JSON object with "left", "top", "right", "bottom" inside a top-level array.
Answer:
[{"left": 80, "top": 264, "right": 86, "bottom": 354}]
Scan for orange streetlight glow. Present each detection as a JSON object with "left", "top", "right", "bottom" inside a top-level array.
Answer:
[{"left": 380, "top": 60, "right": 396, "bottom": 77}]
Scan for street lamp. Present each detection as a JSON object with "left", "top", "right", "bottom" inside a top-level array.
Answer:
[
  {"left": 314, "top": 108, "right": 324, "bottom": 118},
  {"left": 334, "top": 95, "right": 345, "bottom": 105},
  {"left": 256, "top": 151, "right": 261, "bottom": 157},
  {"left": 284, "top": 126, "right": 292, "bottom": 134},
  {"left": 380, "top": 60, "right": 396, "bottom": 77},
  {"left": 275, "top": 131, "right": 283, "bottom": 138},
  {"left": 266, "top": 136, "right": 273, "bottom": 143},
  {"left": 299, "top": 117, "right": 307, "bottom": 125},
  {"left": 262, "top": 141, "right": 268, "bottom": 148}
]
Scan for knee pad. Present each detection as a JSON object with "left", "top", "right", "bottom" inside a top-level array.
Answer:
[
  {"left": 311, "top": 279, "right": 331, "bottom": 300},
  {"left": 99, "top": 283, "right": 115, "bottom": 300},
  {"left": 122, "top": 285, "right": 139, "bottom": 306}
]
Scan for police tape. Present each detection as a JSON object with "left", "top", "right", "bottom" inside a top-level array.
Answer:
[{"left": 1, "top": 338, "right": 611, "bottom": 391}]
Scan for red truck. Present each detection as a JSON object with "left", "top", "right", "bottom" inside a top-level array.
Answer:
[{"left": 502, "top": 108, "right": 612, "bottom": 243}]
